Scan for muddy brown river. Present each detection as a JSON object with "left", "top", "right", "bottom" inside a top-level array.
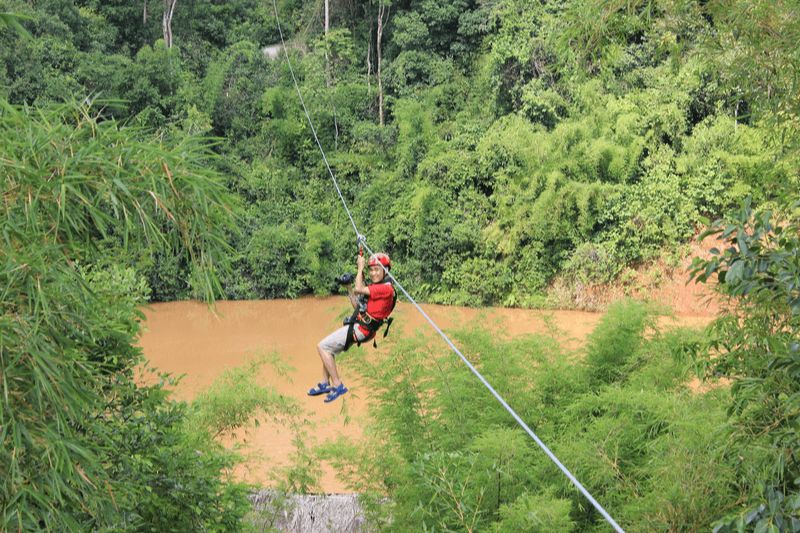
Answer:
[{"left": 138, "top": 296, "right": 713, "bottom": 493}]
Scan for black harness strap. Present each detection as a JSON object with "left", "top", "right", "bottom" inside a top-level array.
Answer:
[{"left": 343, "top": 282, "right": 397, "bottom": 352}]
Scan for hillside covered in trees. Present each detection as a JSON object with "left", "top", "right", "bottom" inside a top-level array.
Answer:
[
  {"left": 3, "top": 0, "right": 796, "bottom": 305},
  {"left": 1, "top": 0, "right": 799, "bottom": 531}
]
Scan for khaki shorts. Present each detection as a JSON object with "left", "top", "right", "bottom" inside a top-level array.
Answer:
[{"left": 319, "top": 325, "right": 367, "bottom": 356}]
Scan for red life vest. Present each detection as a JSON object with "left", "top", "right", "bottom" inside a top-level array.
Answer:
[{"left": 343, "top": 280, "right": 397, "bottom": 351}]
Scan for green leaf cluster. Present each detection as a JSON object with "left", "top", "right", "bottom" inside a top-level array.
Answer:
[
  {"left": 325, "top": 301, "right": 735, "bottom": 531},
  {"left": 0, "top": 100, "right": 254, "bottom": 530},
  {"left": 691, "top": 200, "right": 800, "bottom": 531}
]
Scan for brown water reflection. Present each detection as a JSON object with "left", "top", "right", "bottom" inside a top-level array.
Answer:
[{"left": 138, "top": 297, "right": 712, "bottom": 493}]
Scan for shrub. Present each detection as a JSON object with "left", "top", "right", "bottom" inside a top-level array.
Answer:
[
  {"left": 562, "top": 241, "right": 623, "bottom": 285},
  {"left": 491, "top": 492, "right": 575, "bottom": 532},
  {"left": 440, "top": 257, "right": 511, "bottom": 306},
  {"left": 584, "top": 299, "right": 654, "bottom": 385},
  {"left": 302, "top": 222, "right": 336, "bottom": 295},
  {"left": 120, "top": 41, "right": 187, "bottom": 127},
  {"left": 202, "top": 40, "right": 270, "bottom": 142},
  {"left": 246, "top": 224, "right": 308, "bottom": 298},
  {"left": 520, "top": 79, "right": 567, "bottom": 129},
  {"left": 384, "top": 51, "right": 456, "bottom": 96}
]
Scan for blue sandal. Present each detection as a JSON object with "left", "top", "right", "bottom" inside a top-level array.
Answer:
[
  {"left": 307, "top": 382, "right": 331, "bottom": 396},
  {"left": 324, "top": 383, "right": 348, "bottom": 403}
]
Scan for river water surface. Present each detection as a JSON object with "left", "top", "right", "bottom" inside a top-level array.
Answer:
[{"left": 138, "top": 296, "right": 712, "bottom": 493}]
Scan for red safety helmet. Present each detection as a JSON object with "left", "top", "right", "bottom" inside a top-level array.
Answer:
[{"left": 368, "top": 252, "right": 391, "bottom": 270}]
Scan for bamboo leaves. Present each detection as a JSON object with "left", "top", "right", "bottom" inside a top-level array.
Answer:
[{"left": 0, "top": 100, "right": 237, "bottom": 529}]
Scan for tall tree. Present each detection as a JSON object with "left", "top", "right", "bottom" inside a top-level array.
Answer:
[
  {"left": 163, "top": 0, "right": 177, "bottom": 48},
  {"left": 324, "top": 0, "right": 336, "bottom": 144},
  {"left": 376, "top": 0, "right": 390, "bottom": 126}
]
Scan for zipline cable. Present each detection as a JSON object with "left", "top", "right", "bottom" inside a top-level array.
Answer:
[
  {"left": 270, "top": 2, "right": 625, "bottom": 531},
  {"left": 270, "top": 1, "right": 360, "bottom": 239}
]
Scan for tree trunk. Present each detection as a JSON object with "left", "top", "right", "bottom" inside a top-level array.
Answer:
[
  {"left": 366, "top": 13, "right": 373, "bottom": 93},
  {"left": 143, "top": 0, "right": 148, "bottom": 24},
  {"left": 376, "top": 1, "right": 388, "bottom": 127},
  {"left": 323, "top": 0, "right": 330, "bottom": 81},
  {"left": 322, "top": 0, "right": 339, "bottom": 147},
  {"left": 163, "top": 0, "right": 177, "bottom": 48}
]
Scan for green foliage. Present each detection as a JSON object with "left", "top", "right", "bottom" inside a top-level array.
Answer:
[
  {"left": 78, "top": 263, "right": 151, "bottom": 373},
  {"left": 0, "top": 100, "right": 240, "bottom": 530},
  {"left": 74, "top": 51, "right": 131, "bottom": 104},
  {"left": 706, "top": 0, "right": 800, "bottom": 154},
  {"left": 554, "top": 0, "right": 655, "bottom": 76},
  {"left": 1, "top": 31, "right": 81, "bottom": 103},
  {"left": 484, "top": 0, "right": 555, "bottom": 114},
  {"left": 120, "top": 40, "right": 188, "bottom": 128},
  {"left": 302, "top": 222, "right": 337, "bottom": 295},
  {"left": 141, "top": 250, "right": 191, "bottom": 301},
  {"left": 173, "top": 0, "right": 280, "bottom": 51},
  {"left": 5, "top": 3, "right": 800, "bottom": 527},
  {"left": 520, "top": 78, "right": 567, "bottom": 129},
  {"left": 78, "top": 261, "right": 254, "bottom": 531},
  {"left": 102, "top": 351, "right": 297, "bottom": 532},
  {"left": 583, "top": 299, "right": 655, "bottom": 385},
  {"left": 202, "top": 40, "right": 270, "bottom": 144},
  {"left": 392, "top": 11, "right": 429, "bottom": 51},
  {"left": 190, "top": 355, "right": 299, "bottom": 439},
  {"left": 260, "top": 85, "right": 308, "bottom": 160},
  {"left": 332, "top": 302, "right": 737, "bottom": 531},
  {"left": 490, "top": 492, "right": 575, "bottom": 532},
  {"left": 625, "top": 327, "right": 701, "bottom": 392},
  {"left": 0, "top": 11, "right": 32, "bottom": 38},
  {"left": 384, "top": 51, "right": 456, "bottom": 95},
  {"left": 388, "top": 0, "right": 486, "bottom": 64},
  {"left": 6, "top": 0, "right": 796, "bottom": 307},
  {"left": 393, "top": 185, "right": 475, "bottom": 285},
  {"left": 321, "top": 27, "right": 358, "bottom": 73},
  {"left": 392, "top": 98, "right": 438, "bottom": 177},
  {"left": 0, "top": 2, "right": 128, "bottom": 105},
  {"left": 416, "top": 147, "right": 481, "bottom": 193},
  {"left": 691, "top": 199, "right": 800, "bottom": 529},
  {"left": 562, "top": 241, "right": 623, "bottom": 285},
  {"left": 246, "top": 224, "right": 308, "bottom": 298},
  {"left": 100, "top": 377, "right": 252, "bottom": 532},
  {"left": 82, "top": 0, "right": 159, "bottom": 53},
  {"left": 441, "top": 257, "right": 511, "bottom": 306},
  {"left": 270, "top": 421, "right": 325, "bottom": 495}
]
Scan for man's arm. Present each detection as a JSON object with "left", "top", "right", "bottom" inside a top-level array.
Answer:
[
  {"left": 353, "top": 254, "right": 370, "bottom": 296},
  {"left": 346, "top": 286, "right": 359, "bottom": 309}
]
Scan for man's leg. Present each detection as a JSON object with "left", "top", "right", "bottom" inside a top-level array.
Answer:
[
  {"left": 320, "top": 361, "right": 330, "bottom": 385},
  {"left": 317, "top": 343, "right": 342, "bottom": 387},
  {"left": 316, "top": 326, "right": 350, "bottom": 388},
  {"left": 313, "top": 325, "right": 368, "bottom": 402}
]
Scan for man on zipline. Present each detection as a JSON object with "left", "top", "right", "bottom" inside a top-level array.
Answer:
[{"left": 308, "top": 251, "right": 396, "bottom": 403}]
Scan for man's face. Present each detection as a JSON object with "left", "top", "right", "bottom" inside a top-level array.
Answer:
[{"left": 368, "top": 265, "right": 385, "bottom": 283}]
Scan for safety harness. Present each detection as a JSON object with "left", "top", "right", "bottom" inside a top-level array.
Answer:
[{"left": 342, "top": 280, "right": 397, "bottom": 351}]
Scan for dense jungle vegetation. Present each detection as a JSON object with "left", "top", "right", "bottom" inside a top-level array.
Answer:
[{"left": 1, "top": 0, "right": 799, "bottom": 531}]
